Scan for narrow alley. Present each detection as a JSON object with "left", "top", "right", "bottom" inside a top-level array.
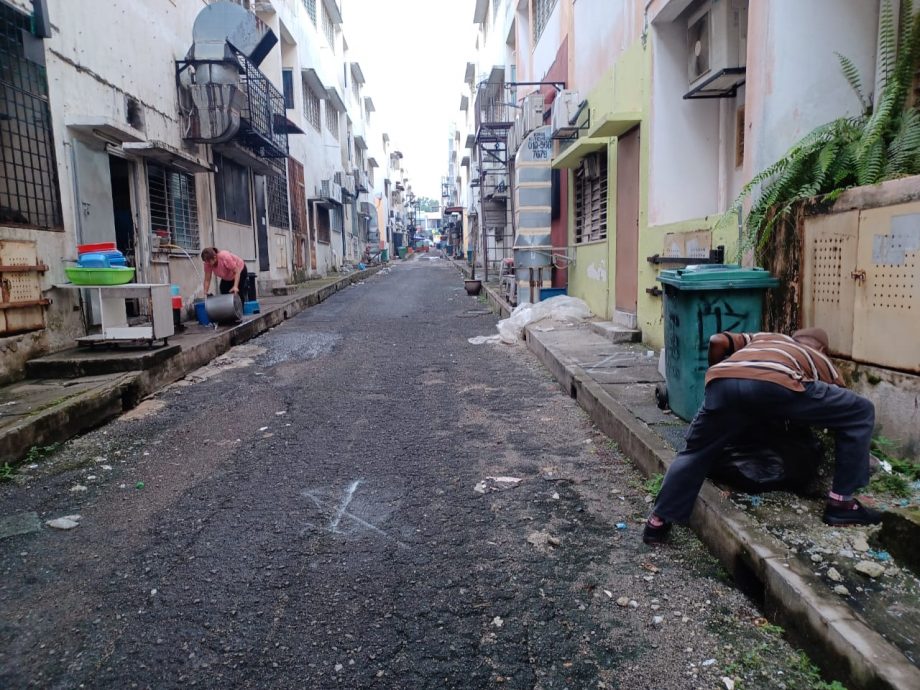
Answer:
[{"left": 1, "top": 261, "right": 833, "bottom": 689}]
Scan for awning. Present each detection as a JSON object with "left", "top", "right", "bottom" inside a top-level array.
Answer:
[
  {"left": 460, "top": 94, "right": 469, "bottom": 111},
  {"left": 444, "top": 206, "right": 464, "bottom": 214},
  {"left": 122, "top": 140, "right": 214, "bottom": 173},
  {"left": 273, "top": 114, "right": 305, "bottom": 135},
  {"left": 465, "top": 133, "right": 476, "bottom": 149},
  {"left": 464, "top": 62, "right": 475, "bottom": 83},
  {"left": 351, "top": 62, "right": 366, "bottom": 84},
  {"left": 301, "top": 68, "right": 326, "bottom": 96},
  {"left": 461, "top": 155, "right": 470, "bottom": 167},
  {"left": 326, "top": 87, "right": 346, "bottom": 112},
  {"left": 354, "top": 134, "right": 367, "bottom": 150},
  {"left": 587, "top": 111, "right": 642, "bottom": 139},
  {"left": 364, "top": 97, "right": 376, "bottom": 112},
  {"left": 66, "top": 117, "right": 144, "bottom": 144},
  {"left": 473, "top": 0, "right": 488, "bottom": 23},
  {"left": 214, "top": 141, "right": 279, "bottom": 176},
  {"left": 552, "top": 137, "right": 611, "bottom": 169},
  {"left": 323, "top": 0, "right": 342, "bottom": 24},
  {"left": 367, "top": 156, "right": 379, "bottom": 168}
]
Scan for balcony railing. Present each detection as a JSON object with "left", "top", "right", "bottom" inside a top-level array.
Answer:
[
  {"left": 235, "top": 50, "right": 288, "bottom": 158},
  {"left": 475, "top": 81, "right": 513, "bottom": 133}
]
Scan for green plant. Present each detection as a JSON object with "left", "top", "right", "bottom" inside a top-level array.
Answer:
[
  {"left": 644, "top": 473, "right": 664, "bottom": 497},
  {"left": 789, "top": 652, "right": 848, "bottom": 690},
  {"left": 759, "top": 622, "right": 785, "bottom": 636},
  {"left": 0, "top": 463, "right": 15, "bottom": 482},
  {"left": 726, "top": 0, "right": 920, "bottom": 256},
  {"left": 25, "top": 442, "right": 60, "bottom": 463}
]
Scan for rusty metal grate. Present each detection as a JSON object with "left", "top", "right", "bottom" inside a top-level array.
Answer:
[
  {"left": 0, "top": 3, "right": 62, "bottom": 229},
  {"left": 812, "top": 235, "right": 844, "bottom": 305}
]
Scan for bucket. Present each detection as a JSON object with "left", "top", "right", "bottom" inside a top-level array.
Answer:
[
  {"left": 170, "top": 284, "right": 181, "bottom": 296},
  {"left": 243, "top": 300, "right": 259, "bottom": 315},
  {"left": 194, "top": 300, "right": 210, "bottom": 326},
  {"left": 205, "top": 294, "right": 243, "bottom": 324}
]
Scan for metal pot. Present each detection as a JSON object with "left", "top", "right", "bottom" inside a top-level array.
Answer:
[
  {"left": 205, "top": 294, "right": 243, "bottom": 323},
  {"left": 464, "top": 279, "right": 482, "bottom": 296}
]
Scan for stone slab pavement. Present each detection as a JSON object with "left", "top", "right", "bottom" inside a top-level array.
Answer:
[
  {"left": 0, "top": 267, "right": 383, "bottom": 464},
  {"left": 522, "top": 318, "right": 920, "bottom": 690}
]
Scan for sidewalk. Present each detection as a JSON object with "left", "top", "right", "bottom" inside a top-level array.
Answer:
[
  {"left": 450, "top": 258, "right": 920, "bottom": 689},
  {"left": 0, "top": 267, "right": 382, "bottom": 464}
]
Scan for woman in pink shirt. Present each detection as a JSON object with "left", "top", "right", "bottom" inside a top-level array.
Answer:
[{"left": 200, "top": 247, "right": 248, "bottom": 301}]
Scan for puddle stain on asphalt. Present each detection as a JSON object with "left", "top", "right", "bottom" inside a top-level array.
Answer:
[{"left": 259, "top": 332, "right": 342, "bottom": 366}]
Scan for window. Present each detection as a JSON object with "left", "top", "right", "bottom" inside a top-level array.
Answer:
[
  {"left": 0, "top": 3, "right": 62, "bottom": 229},
  {"left": 147, "top": 164, "right": 199, "bottom": 250},
  {"left": 267, "top": 168, "right": 290, "bottom": 229},
  {"left": 214, "top": 153, "right": 252, "bottom": 225},
  {"left": 352, "top": 77, "right": 360, "bottom": 103},
  {"left": 325, "top": 104, "right": 339, "bottom": 140},
  {"left": 314, "top": 203, "right": 331, "bottom": 243},
  {"left": 282, "top": 69, "right": 294, "bottom": 109},
  {"left": 322, "top": 5, "right": 335, "bottom": 51},
  {"left": 573, "top": 153, "right": 608, "bottom": 244},
  {"left": 533, "top": 0, "right": 558, "bottom": 42},
  {"left": 303, "top": 82, "right": 321, "bottom": 131},
  {"left": 302, "top": 0, "right": 317, "bottom": 25}
]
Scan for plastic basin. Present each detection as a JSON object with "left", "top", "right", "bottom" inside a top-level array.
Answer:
[
  {"left": 77, "top": 242, "right": 116, "bottom": 254},
  {"left": 65, "top": 266, "right": 135, "bottom": 285}
]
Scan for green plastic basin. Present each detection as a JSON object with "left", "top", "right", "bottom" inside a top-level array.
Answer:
[{"left": 65, "top": 266, "right": 135, "bottom": 285}]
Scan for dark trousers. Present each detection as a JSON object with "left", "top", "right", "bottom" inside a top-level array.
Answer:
[
  {"left": 219, "top": 271, "right": 248, "bottom": 300},
  {"left": 653, "top": 378, "right": 875, "bottom": 524}
]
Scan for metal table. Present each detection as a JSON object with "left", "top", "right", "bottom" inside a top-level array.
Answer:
[{"left": 56, "top": 283, "right": 174, "bottom": 347}]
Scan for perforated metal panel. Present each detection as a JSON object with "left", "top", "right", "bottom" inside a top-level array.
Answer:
[
  {"left": 802, "top": 211, "right": 857, "bottom": 357},
  {"left": 0, "top": 239, "right": 45, "bottom": 334},
  {"left": 853, "top": 204, "right": 920, "bottom": 372}
]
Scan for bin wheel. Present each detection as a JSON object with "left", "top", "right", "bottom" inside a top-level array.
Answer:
[{"left": 654, "top": 383, "right": 669, "bottom": 410}]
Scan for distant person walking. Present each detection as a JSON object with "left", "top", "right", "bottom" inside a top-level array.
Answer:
[
  {"left": 201, "top": 247, "right": 248, "bottom": 300},
  {"left": 644, "top": 328, "right": 881, "bottom": 545}
]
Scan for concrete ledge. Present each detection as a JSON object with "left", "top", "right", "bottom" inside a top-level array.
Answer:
[
  {"left": 1, "top": 268, "right": 380, "bottom": 463},
  {"left": 450, "top": 259, "right": 512, "bottom": 318},
  {"left": 524, "top": 324, "right": 920, "bottom": 690},
  {"left": 25, "top": 344, "right": 182, "bottom": 379}
]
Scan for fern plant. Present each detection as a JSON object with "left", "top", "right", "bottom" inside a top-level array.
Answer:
[{"left": 729, "top": 0, "right": 920, "bottom": 256}]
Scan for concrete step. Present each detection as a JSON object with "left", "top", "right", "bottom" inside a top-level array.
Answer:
[
  {"left": 26, "top": 344, "right": 181, "bottom": 379},
  {"left": 590, "top": 321, "right": 641, "bottom": 344}
]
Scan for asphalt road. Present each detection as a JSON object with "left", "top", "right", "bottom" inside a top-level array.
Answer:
[{"left": 1, "top": 257, "right": 828, "bottom": 689}]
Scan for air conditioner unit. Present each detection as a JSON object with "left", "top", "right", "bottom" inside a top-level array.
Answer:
[
  {"left": 686, "top": 0, "right": 747, "bottom": 95},
  {"left": 551, "top": 90, "right": 581, "bottom": 139},
  {"left": 522, "top": 93, "right": 545, "bottom": 135}
]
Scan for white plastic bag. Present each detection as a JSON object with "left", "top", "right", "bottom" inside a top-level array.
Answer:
[{"left": 496, "top": 296, "right": 592, "bottom": 343}]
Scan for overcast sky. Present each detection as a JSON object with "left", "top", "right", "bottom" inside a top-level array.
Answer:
[{"left": 345, "top": 0, "right": 475, "bottom": 200}]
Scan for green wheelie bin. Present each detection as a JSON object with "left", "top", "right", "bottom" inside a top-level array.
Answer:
[{"left": 657, "top": 264, "right": 779, "bottom": 422}]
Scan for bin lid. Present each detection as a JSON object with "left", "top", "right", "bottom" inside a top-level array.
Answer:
[{"left": 657, "top": 264, "right": 780, "bottom": 290}]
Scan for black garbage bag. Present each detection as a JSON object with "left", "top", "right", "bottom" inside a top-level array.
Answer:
[{"left": 709, "top": 421, "right": 824, "bottom": 494}]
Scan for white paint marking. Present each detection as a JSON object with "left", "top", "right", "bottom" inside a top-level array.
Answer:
[{"left": 329, "top": 479, "right": 361, "bottom": 533}]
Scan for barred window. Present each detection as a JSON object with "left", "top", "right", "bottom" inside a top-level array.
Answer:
[
  {"left": 0, "top": 3, "right": 62, "bottom": 229},
  {"left": 303, "top": 82, "right": 321, "bottom": 131},
  {"left": 573, "top": 153, "right": 607, "bottom": 244},
  {"left": 148, "top": 163, "right": 199, "bottom": 250},
  {"left": 302, "top": 0, "right": 317, "bottom": 25},
  {"left": 314, "top": 204, "right": 331, "bottom": 244},
  {"left": 266, "top": 168, "right": 290, "bottom": 229},
  {"left": 325, "top": 104, "right": 339, "bottom": 140},
  {"left": 322, "top": 5, "right": 335, "bottom": 51},
  {"left": 533, "top": 0, "right": 558, "bottom": 42},
  {"left": 352, "top": 77, "right": 359, "bottom": 103}
]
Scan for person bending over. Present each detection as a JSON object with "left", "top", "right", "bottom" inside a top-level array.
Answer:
[
  {"left": 201, "top": 247, "right": 248, "bottom": 301},
  {"left": 643, "top": 327, "right": 881, "bottom": 545}
]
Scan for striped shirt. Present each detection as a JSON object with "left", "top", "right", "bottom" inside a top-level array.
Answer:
[{"left": 705, "top": 332, "right": 843, "bottom": 391}]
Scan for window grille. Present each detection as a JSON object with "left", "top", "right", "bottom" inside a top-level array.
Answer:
[
  {"left": 266, "top": 167, "right": 290, "bottom": 229},
  {"left": 573, "top": 154, "right": 608, "bottom": 244},
  {"left": 147, "top": 163, "right": 199, "bottom": 250},
  {"left": 533, "top": 0, "right": 558, "bottom": 42},
  {"left": 325, "top": 104, "right": 339, "bottom": 140},
  {"left": 352, "top": 78, "right": 359, "bottom": 103},
  {"left": 303, "top": 0, "right": 317, "bottom": 25},
  {"left": 322, "top": 5, "right": 335, "bottom": 50},
  {"left": 315, "top": 204, "right": 331, "bottom": 244},
  {"left": 0, "top": 3, "right": 62, "bottom": 229},
  {"left": 303, "top": 82, "right": 321, "bottom": 131}
]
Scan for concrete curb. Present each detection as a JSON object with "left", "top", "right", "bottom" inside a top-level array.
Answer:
[
  {"left": 2, "top": 267, "right": 382, "bottom": 463},
  {"left": 523, "top": 325, "right": 920, "bottom": 690}
]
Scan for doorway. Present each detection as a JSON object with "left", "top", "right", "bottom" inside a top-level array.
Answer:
[
  {"left": 615, "top": 126, "right": 640, "bottom": 324},
  {"left": 108, "top": 156, "right": 135, "bottom": 265}
]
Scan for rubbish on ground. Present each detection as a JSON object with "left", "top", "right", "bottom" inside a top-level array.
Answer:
[
  {"left": 258, "top": 426, "right": 269, "bottom": 432},
  {"left": 492, "top": 616, "right": 504, "bottom": 628},
  {"left": 615, "top": 522, "right": 627, "bottom": 530},
  {"left": 854, "top": 560, "right": 885, "bottom": 578},
  {"left": 474, "top": 481, "right": 488, "bottom": 494},
  {"left": 721, "top": 678, "right": 736, "bottom": 690},
  {"left": 46, "top": 515, "right": 81, "bottom": 530},
  {"left": 135, "top": 481, "right": 145, "bottom": 490},
  {"left": 475, "top": 476, "right": 523, "bottom": 493},
  {"left": 70, "top": 484, "right": 87, "bottom": 492},
  {"left": 495, "top": 296, "right": 593, "bottom": 344},
  {"left": 603, "top": 590, "right": 613, "bottom": 598},
  {"left": 468, "top": 335, "right": 502, "bottom": 345}
]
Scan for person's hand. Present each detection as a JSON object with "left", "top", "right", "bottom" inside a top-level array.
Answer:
[{"left": 230, "top": 286, "right": 239, "bottom": 294}]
